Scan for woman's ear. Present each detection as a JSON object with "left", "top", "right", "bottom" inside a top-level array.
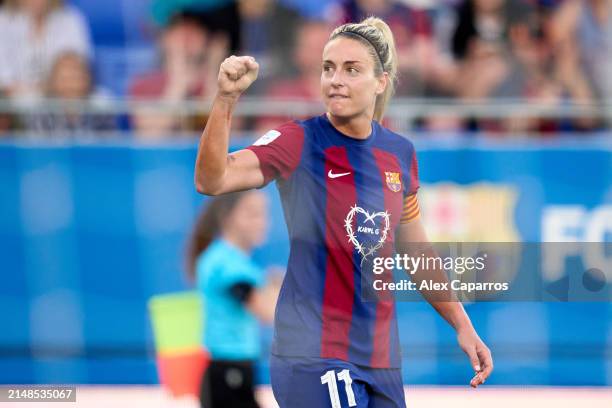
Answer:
[{"left": 376, "top": 72, "right": 389, "bottom": 95}]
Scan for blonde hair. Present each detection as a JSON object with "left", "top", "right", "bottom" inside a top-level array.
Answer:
[{"left": 329, "top": 17, "right": 398, "bottom": 122}]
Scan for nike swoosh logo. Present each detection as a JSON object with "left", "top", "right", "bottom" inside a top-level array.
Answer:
[{"left": 328, "top": 170, "right": 351, "bottom": 179}]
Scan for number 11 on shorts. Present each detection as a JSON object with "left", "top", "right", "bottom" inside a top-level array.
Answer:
[{"left": 320, "top": 369, "right": 357, "bottom": 408}]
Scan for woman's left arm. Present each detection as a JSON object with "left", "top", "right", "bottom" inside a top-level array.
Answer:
[{"left": 395, "top": 218, "right": 494, "bottom": 387}]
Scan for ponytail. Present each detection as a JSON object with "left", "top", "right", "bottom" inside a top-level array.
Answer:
[
  {"left": 185, "top": 191, "right": 246, "bottom": 282},
  {"left": 330, "top": 17, "right": 398, "bottom": 121}
]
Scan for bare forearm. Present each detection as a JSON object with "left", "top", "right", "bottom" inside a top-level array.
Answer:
[
  {"left": 409, "top": 264, "right": 471, "bottom": 329},
  {"left": 431, "top": 300, "right": 474, "bottom": 331},
  {"left": 398, "top": 241, "right": 474, "bottom": 333},
  {"left": 194, "top": 94, "right": 238, "bottom": 194}
]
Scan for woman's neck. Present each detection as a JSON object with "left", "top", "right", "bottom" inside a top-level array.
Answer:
[
  {"left": 29, "top": 12, "right": 49, "bottom": 37},
  {"left": 221, "top": 231, "right": 252, "bottom": 255},
  {"left": 326, "top": 112, "right": 372, "bottom": 139}
]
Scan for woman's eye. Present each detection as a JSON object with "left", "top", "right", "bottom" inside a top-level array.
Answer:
[{"left": 347, "top": 67, "right": 358, "bottom": 74}]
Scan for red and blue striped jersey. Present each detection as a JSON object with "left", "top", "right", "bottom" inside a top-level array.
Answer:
[{"left": 247, "top": 114, "right": 419, "bottom": 369}]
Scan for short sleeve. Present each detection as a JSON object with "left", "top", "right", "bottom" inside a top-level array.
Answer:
[
  {"left": 400, "top": 193, "right": 420, "bottom": 224},
  {"left": 228, "top": 282, "right": 255, "bottom": 303},
  {"left": 0, "top": 13, "right": 18, "bottom": 88},
  {"left": 54, "top": 7, "right": 92, "bottom": 57},
  {"left": 223, "top": 269, "right": 262, "bottom": 292},
  {"left": 246, "top": 121, "right": 305, "bottom": 185}
]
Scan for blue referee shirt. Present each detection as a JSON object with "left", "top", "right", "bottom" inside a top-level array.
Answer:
[{"left": 196, "top": 239, "right": 264, "bottom": 360}]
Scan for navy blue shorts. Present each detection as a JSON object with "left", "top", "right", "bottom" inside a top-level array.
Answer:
[{"left": 270, "top": 354, "right": 406, "bottom": 408}]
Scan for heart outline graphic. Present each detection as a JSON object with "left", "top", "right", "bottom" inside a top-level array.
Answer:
[{"left": 344, "top": 205, "right": 391, "bottom": 265}]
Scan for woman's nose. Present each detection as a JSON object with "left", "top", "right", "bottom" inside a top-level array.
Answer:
[{"left": 330, "top": 71, "right": 344, "bottom": 87}]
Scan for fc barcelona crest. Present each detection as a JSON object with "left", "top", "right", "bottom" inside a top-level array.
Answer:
[{"left": 384, "top": 172, "right": 402, "bottom": 192}]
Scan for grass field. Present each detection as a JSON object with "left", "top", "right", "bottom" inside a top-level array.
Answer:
[{"left": 3, "top": 386, "right": 611, "bottom": 408}]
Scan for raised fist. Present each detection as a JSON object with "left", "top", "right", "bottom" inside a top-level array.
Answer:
[{"left": 217, "top": 55, "right": 259, "bottom": 99}]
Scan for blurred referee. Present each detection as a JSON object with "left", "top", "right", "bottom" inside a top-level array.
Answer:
[{"left": 186, "top": 191, "right": 280, "bottom": 408}]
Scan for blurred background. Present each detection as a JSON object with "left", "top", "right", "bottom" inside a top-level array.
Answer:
[{"left": 0, "top": 0, "right": 610, "bottom": 407}]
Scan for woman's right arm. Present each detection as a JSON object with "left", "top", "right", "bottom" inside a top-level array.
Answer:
[{"left": 195, "top": 56, "right": 265, "bottom": 195}]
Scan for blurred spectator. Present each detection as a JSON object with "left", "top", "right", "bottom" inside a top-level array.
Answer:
[
  {"left": 20, "top": 52, "right": 116, "bottom": 136},
  {"left": 290, "top": 0, "right": 337, "bottom": 20},
  {"left": 151, "top": 0, "right": 241, "bottom": 53},
  {"left": 128, "top": 15, "right": 228, "bottom": 139},
  {"left": 444, "top": 0, "right": 560, "bottom": 134},
  {"left": 0, "top": 90, "right": 13, "bottom": 136},
  {"left": 331, "top": 0, "right": 440, "bottom": 96},
  {"left": 238, "top": 0, "right": 302, "bottom": 79},
  {"left": 186, "top": 191, "right": 280, "bottom": 408},
  {"left": 0, "top": 0, "right": 92, "bottom": 99},
  {"left": 549, "top": 0, "right": 610, "bottom": 128},
  {"left": 450, "top": 0, "right": 534, "bottom": 98},
  {"left": 426, "top": 0, "right": 601, "bottom": 135},
  {"left": 255, "top": 20, "right": 331, "bottom": 131},
  {"left": 451, "top": 0, "right": 522, "bottom": 60}
]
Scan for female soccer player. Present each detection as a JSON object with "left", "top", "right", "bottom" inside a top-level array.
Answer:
[{"left": 195, "top": 17, "right": 493, "bottom": 408}]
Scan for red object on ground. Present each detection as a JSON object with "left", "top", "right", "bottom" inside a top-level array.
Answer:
[{"left": 156, "top": 348, "right": 210, "bottom": 397}]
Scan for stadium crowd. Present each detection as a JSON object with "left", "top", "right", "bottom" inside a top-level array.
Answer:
[{"left": 0, "top": 0, "right": 609, "bottom": 137}]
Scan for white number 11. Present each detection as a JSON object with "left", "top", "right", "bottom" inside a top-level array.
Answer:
[{"left": 320, "top": 369, "right": 357, "bottom": 407}]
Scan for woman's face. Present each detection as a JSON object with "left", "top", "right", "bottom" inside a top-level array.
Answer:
[
  {"left": 225, "top": 192, "right": 269, "bottom": 249},
  {"left": 321, "top": 37, "right": 386, "bottom": 121},
  {"left": 48, "top": 54, "right": 91, "bottom": 99},
  {"left": 161, "top": 20, "right": 208, "bottom": 65},
  {"left": 19, "top": 0, "right": 52, "bottom": 18},
  {"left": 473, "top": 0, "right": 505, "bottom": 14}
]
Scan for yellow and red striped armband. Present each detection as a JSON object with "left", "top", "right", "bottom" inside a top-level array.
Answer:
[{"left": 400, "top": 193, "right": 420, "bottom": 223}]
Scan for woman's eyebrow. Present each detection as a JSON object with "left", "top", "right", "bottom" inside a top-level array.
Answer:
[{"left": 323, "top": 60, "right": 363, "bottom": 65}]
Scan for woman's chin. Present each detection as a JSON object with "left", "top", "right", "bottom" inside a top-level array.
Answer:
[
  {"left": 327, "top": 109, "right": 362, "bottom": 123},
  {"left": 327, "top": 105, "right": 353, "bottom": 119}
]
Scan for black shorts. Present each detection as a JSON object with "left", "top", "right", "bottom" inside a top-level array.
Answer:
[{"left": 199, "top": 359, "right": 259, "bottom": 408}]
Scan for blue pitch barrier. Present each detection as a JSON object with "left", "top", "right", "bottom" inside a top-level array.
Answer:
[{"left": 0, "top": 136, "right": 610, "bottom": 385}]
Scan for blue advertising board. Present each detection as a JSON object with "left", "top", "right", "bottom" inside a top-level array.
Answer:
[{"left": 0, "top": 137, "right": 610, "bottom": 385}]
